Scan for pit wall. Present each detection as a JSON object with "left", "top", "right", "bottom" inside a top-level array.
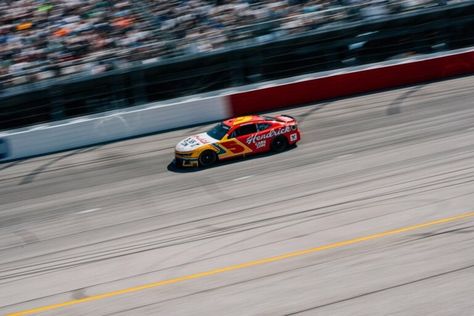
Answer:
[{"left": 1, "top": 49, "right": 473, "bottom": 162}]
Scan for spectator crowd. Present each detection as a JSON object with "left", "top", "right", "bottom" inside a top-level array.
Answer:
[{"left": 0, "top": 0, "right": 464, "bottom": 88}]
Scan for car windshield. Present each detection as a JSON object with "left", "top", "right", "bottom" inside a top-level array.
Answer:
[{"left": 206, "top": 123, "right": 230, "bottom": 140}]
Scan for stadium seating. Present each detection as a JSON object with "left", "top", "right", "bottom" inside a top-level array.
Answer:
[{"left": 0, "top": 0, "right": 457, "bottom": 88}]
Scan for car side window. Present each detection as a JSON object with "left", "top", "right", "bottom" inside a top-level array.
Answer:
[
  {"left": 257, "top": 123, "right": 271, "bottom": 131},
  {"left": 231, "top": 124, "right": 258, "bottom": 138}
]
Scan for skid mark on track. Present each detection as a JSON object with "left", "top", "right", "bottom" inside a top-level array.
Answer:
[
  {"left": 7, "top": 211, "right": 474, "bottom": 316},
  {"left": 285, "top": 263, "right": 474, "bottom": 315},
  {"left": 2, "top": 168, "right": 474, "bottom": 285},
  {"left": 386, "top": 84, "right": 424, "bottom": 115},
  {"left": 18, "top": 147, "right": 100, "bottom": 185},
  {"left": 0, "top": 160, "right": 22, "bottom": 172},
  {"left": 295, "top": 101, "right": 332, "bottom": 124}
]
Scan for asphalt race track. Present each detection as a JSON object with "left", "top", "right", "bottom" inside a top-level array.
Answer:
[{"left": 1, "top": 76, "right": 473, "bottom": 316}]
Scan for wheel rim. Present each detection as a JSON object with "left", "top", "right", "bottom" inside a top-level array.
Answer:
[
  {"left": 273, "top": 137, "right": 287, "bottom": 151},
  {"left": 200, "top": 151, "right": 216, "bottom": 166}
]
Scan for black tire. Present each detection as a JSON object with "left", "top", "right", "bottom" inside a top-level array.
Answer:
[
  {"left": 271, "top": 136, "right": 288, "bottom": 153},
  {"left": 174, "top": 159, "right": 184, "bottom": 168},
  {"left": 198, "top": 150, "right": 217, "bottom": 167}
]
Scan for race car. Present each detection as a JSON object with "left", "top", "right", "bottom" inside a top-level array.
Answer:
[{"left": 175, "top": 115, "right": 301, "bottom": 167}]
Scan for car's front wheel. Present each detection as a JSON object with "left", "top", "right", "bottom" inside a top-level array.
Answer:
[{"left": 199, "top": 150, "right": 217, "bottom": 167}]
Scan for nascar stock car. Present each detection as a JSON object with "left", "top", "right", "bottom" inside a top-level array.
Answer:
[{"left": 175, "top": 115, "right": 301, "bottom": 167}]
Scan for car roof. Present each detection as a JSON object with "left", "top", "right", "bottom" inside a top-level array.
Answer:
[{"left": 223, "top": 115, "right": 268, "bottom": 127}]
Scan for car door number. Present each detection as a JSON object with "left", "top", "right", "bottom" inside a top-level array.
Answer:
[{"left": 221, "top": 140, "right": 246, "bottom": 154}]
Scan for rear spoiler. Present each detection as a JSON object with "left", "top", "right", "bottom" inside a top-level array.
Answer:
[{"left": 274, "top": 114, "right": 296, "bottom": 123}]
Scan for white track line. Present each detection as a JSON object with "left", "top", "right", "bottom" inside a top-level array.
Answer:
[{"left": 76, "top": 208, "right": 101, "bottom": 214}]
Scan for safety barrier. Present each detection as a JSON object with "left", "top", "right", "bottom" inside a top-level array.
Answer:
[
  {"left": 228, "top": 49, "right": 474, "bottom": 116},
  {"left": 0, "top": 48, "right": 472, "bottom": 162},
  {"left": 0, "top": 138, "right": 8, "bottom": 160},
  {"left": 0, "top": 96, "right": 230, "bottom": 162}
]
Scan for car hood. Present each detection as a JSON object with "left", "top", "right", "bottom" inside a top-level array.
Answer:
[{"left": 175, "top": 133, "right": 218, "bottom": 152}]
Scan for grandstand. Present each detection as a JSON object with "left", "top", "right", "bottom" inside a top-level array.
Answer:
[{"left": 0, "top": 0, "right": 460, "bottom": 88}]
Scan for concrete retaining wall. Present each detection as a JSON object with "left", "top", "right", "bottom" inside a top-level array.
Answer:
[{"left": 0, "top": 96, "right": 230, "bottom": 161}]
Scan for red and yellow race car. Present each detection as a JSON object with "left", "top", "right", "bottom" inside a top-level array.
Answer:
[{"left": 175, "top": 115, "right": 301, "bottom": 167}]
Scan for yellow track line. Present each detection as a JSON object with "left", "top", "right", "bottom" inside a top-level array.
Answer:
[{"left": 8, "top": 211, "right": 474, "bottom": 316}]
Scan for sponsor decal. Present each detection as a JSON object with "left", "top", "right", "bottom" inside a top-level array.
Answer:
[
  {"left": 290, "top": 133, "right": 298, "bottom": 142},
  {"left": 256, "top": 140, "right": 266, "bottom": 149},
  {"left": 181, "top": 137, "right": 200, "bottom": 148},
  {"left": 0, "top": 138, "right": 8, "bottom": 159},
  {"left": 246, "top": 126, "right": 291, "bottom": 145},
  {"left": 195, "top": 135, "right": 210, "bottom": 144},
  {"left": 212, "top": 144, "right": 227, "bottom": 155}
]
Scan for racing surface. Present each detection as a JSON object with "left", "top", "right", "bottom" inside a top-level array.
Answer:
[{"left": 1, "top": 76, "right": 474, "bottom": 316}]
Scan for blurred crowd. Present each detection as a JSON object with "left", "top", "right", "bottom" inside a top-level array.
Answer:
[{"left": 0, "top": 0, "right": 465, "bottom": 87}]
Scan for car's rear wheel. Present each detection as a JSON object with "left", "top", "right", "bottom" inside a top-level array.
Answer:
[
  {"left": 199, "top": 150, "right": 217, "bottom": 167},
  {"left": 271, "top": 136, "right": 288, "bottom": 153}
]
